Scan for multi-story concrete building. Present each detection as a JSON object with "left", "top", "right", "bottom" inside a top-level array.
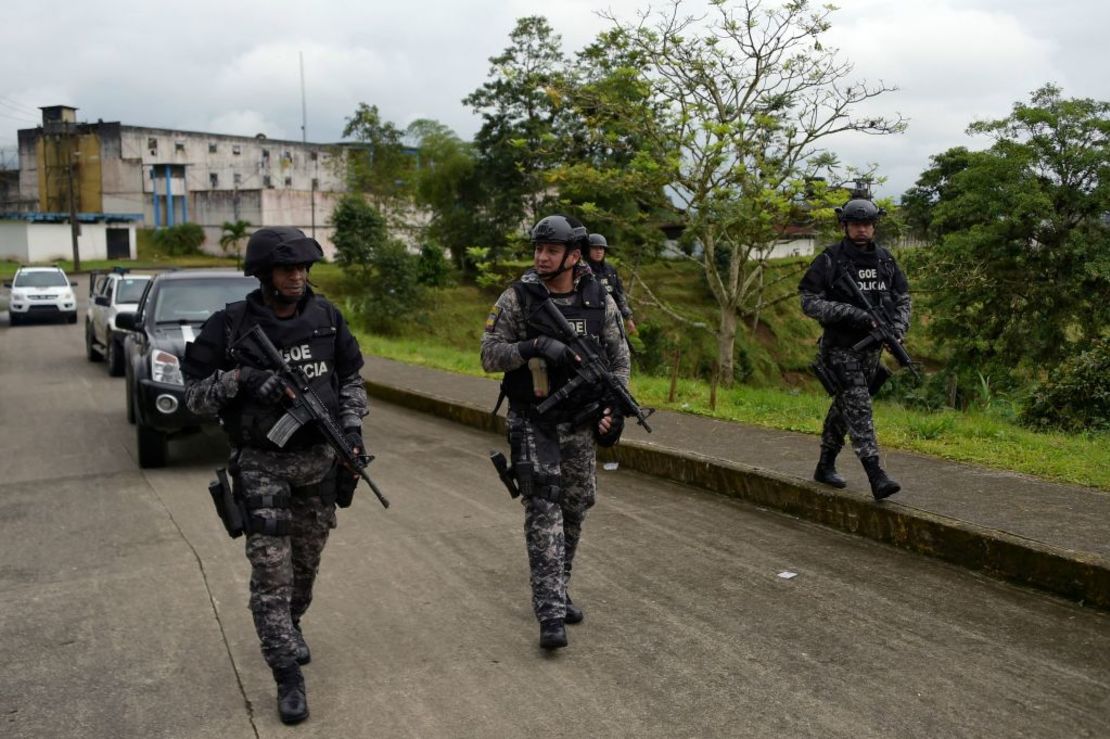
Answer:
[{"left": 9, "top": 105, "right": 351, "bottom": 259}]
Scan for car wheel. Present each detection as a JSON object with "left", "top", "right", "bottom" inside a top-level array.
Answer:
[
  {"left": 126, "top": 383, "right": 137, "bottom": 424},
  {"left": 107, "top": 338, "right": 125, "bottom": 376},
  {"left": 9, "top": 313, "right": 21, "bottom": 327},
  {"left": 86, "top": 324, "right": 104, "bottom": 362},
  {"left": 137, "top": 423, "right": 168, "bottom": 468}
]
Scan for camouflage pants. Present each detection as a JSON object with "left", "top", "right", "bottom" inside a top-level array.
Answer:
[
  {"left": 507, "top": 411, "right": 597, "bottom": 623},
  {"left": 237, "top": 444, "right": 337, "bottom": 669},
  {"left": 821, "top": 346, "right": 882, "bottom": 460}
]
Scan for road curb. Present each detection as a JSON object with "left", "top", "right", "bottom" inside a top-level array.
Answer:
[{"left": 365, "top": 378, "right": 1110, "bottom": 610}]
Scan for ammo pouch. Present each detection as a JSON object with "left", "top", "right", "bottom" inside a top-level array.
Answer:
[
  {"left": 508, "top": 421, "right": 563, "bottom": 504},
  {"left": 335, "top": 469, "right": 358, "bottom": 509},
  {"left": 292, "top": 464, "right": 339, "bottom": 506}
]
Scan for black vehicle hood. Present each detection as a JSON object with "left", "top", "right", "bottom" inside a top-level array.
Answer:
[{"left": 150, "top": 324, "right": 204, "bottom": 358}]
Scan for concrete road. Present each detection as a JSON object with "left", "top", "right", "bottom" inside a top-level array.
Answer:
[{"left": 1, "top": 280, "right": 1108, "bottom": 738}]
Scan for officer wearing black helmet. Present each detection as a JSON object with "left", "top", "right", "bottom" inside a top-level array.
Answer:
[
  {"left": 585, "top": 233, "right": 636, "bottom": 335},
  {"left": 481, "top": 215, "right": 631, "bottom": 650},
  {"left": 798, "top": 199, "right": 911, "bottom": 500},
  {"left": 182, "top": 226, "right": 368, "bottom": 724}
]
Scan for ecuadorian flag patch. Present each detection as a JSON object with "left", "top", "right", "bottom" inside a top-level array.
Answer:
[{"left": 484, "top": 304, "right": 502, "bottom": 332}]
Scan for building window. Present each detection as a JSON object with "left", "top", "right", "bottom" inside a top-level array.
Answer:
[
  {"left": 233, "top": 173, "right": 242, "bottom": 186},
  {"left": 311, "top": 178, "right": 319, "bottom": 190},
  {"left": 208, "top": 143, "right": 217, "bottom": 154},
  {"left": 310, "top": 151, "right": 318, "bottom": 162},
  {"left": 209, "top": 173, "right": 219, "bottom": 188},
  {"left": 175, "top": 141, "right": 185, "bottom": 153},
  {"left": 261, "top": 148, "right": 270, "bottom": 160},
  {"left": 148, "top": 137, "right": 158, "bottom": 152},
  {"left": 232, "top": 144, "right": 241, "bottom": 155},
  {"left": 283, "top": 150, "right": 292, "bottom": 162},
  {"left": 284, "top": 176, "right": 293, "bottom": 187},
  {"left": 263, "top": 175, "right": 272, "bottom": 188}
]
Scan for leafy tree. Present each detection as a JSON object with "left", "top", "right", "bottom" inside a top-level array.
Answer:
[
  {"left": 355, "top": 239, "right": 424, "bottom": 334},
  {"left": 341, "top": 103, "right": 413, "bottom": 217},
  {"left": 600, "top": 0, "right": 904, "bottom": 384},
  {"left": 330, "top": 194, "right": 388, "bottom": 280},
  {"left": 219, "top": 219, "right": 251, "bottom": 268},
  {"left": 911, "top": 84, "right": 1110, "bottom": 385},
  {"left": 463, "top": 16, "right": 571, "bottom": 249},
  {"left": 406, "top": 119, "right": 487, "bottom": 272}
]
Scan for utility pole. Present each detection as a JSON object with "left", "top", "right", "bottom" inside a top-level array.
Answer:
[{"left": 64, "top": 124, "right": 81, "bottom": 271}]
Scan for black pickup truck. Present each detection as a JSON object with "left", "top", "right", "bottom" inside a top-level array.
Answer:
[{"left": 115, "top": 269, "right": 256, "bottom": 467}]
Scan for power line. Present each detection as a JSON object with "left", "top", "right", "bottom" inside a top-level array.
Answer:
[
  {"left": 0, "top": 96, "right": 39, "bottom": 115},
  {"left": 0, "top": 109, "right": 37, "bottom": 126}
]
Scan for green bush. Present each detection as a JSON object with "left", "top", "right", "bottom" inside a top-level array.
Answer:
[
  {"left": 331, "top": 195, "right": 387, "bottom": 278},
  {"left": 1020, "top": 339, "right": 1110, "bottom": 432},
  {"left": 151, "top": 223, "right": 205, "bottom": 256},
  {"left": 416, "top": 242, "right": 453, "bottom": 287},
  {"left": 351, "top": 239, "right": 424, "bottom": 334}
]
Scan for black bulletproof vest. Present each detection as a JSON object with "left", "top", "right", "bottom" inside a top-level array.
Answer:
[
  {"left": 822, "top": 240, "right": 898, "bottom": 348},
  {"left": 501, "top": 276, "right": 607, "bottom": 410},
  {"left": 221, "top": 294, "right": 340, "bottom": 449},
  {"left": 587, "top": 260, "right": 619, "bottom": 297}
]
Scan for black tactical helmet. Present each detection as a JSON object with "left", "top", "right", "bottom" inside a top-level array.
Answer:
[
  {"left": 530, "top": 215, "right": 588, "bottom": 252},
  {"left": 588, "top": 233, "right": 608, "bottom": 249},
  {"left": 243, "top": 227, "right": 324, "bottom": 277},
  {"left": 835, "top": 199, "right": 885, "bottom": 224}
]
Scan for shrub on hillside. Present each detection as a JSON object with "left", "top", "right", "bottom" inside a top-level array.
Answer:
[
  {"left": 1020, "top": 339, "right": 1110, "bottom": 433},
  {"left": 151, "top": 223, "right": 205, "bottom": 256}
]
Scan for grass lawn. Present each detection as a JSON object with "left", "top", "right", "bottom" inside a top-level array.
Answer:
[{"left": 350, "top": 331, "right": 1110, "bottom": 491}]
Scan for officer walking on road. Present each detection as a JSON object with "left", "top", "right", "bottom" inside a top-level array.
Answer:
[
  {"left": 585, "top": 233, "right": 636, "bottom": 335},
  {"left": 481, "top": 215, "right": 631, "bottom": 650},
  {"left": 182, "top": 227, "right": 368, "bottom": 724},
  {"left": 799, "top": 199, "right": 910, "bottom": 500}
]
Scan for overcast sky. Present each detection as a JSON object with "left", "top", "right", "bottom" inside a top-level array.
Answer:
[{"left": 2, "top": 0, "right": 1107, "bottom": 200}]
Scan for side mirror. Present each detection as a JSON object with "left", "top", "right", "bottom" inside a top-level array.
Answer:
[
  {"left": 115, "top": 311, "right": 138, "bottom": 331},
  {"left": 94, "top": 295, "right": 110, "bottom": 307},
  {"left": 2, "top": 282, "right": 11, "bottom": 288},
  {"left": 70, "top": 281, "right": 77, "bottom": 287}
]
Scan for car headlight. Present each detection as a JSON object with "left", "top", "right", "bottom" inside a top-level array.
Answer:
[
  {"left": 62, "top": 290, "right": 74, "bottom": 301},
  {"left": 151, "top": 350, "right": 184, "bottom": 386}
]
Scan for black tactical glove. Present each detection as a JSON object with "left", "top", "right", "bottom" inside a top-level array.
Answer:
[
  {"left": 518, "top": 336, "right": 578, "bottom": 366},
  {"left": 849, "top": 307, "right": 874, "bottom": 329},
  {"left": 238, "top": 367, "right": 288, "bottom": 405},
  {"left": 344, "top": 428, "right": 365, "bottom": 454},
  {"left": 595, "top": 406, "right": 625, "bottom": 448}
]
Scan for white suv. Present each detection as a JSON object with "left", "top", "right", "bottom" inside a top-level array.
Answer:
[{"left": 5, "top": 266, "right": 78, "bottom": 325}]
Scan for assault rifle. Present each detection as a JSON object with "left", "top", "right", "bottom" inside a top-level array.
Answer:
[
  {"left": 525, "top": 298, "right": 654, "bottom": 432},
  {"left": 832, "top": 262, "right": 920, "bottom": 382},
  {"left": 231, "top": 324, "right": 390, "bottom": 509}
]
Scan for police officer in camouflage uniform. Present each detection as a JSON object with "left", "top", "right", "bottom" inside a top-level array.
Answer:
[
  {"left": 585, "top": 233, "right": 636, "bottom": 335},
  {"left": 183, "top": 227, "right": 368, "bottom": 724},
  {"left": 799, "top": 199, "right": 910, "bottom": 500},
  {"left": 481, "top": 215, "right": 631, "bottom": 650}
]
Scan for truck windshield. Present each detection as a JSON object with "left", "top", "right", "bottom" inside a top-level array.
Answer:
[
  {"left": 116, "top": 277, "right": 150, "bottom": 304},
  {"left": 153, "top": 278, "right": 256, "bottom": 323}
]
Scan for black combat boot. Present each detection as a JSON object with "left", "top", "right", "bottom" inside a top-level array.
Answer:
[
  {"left": 861, "top": 456, "right": 901, "bottom": 500},
  {"left": 564, "top": 595, "right": 584, "bottom": 625},
  {"left": 273, "top": 664, "right": 309, "bottom": 725},
  {"left": 539, "top": 619, "right": 568, "bottom": 650},
  {"left": 292, "top": 621, "right": 311, "bottom": 665},
  {"left": 813, "top": 447, "right": 847, "bottom": 488}
]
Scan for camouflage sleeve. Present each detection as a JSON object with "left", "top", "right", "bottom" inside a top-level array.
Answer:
[
  {"left": 184, "top": 369, "right": 241, "bottom": 416},
  {"left": 602, "top": 295, "right": 631, "bottom": 387},
  {"left": 799, "top": 253, "right": 869, "bottom": 327},
  {"left": 611, "top": 271, "right": 633, "bottom": 319},
  {"left": 337, "top": 372, "right": 369, "bottom": 431},
  {"left": 480, "top": 287, "right": 529, "bottom": 373}
]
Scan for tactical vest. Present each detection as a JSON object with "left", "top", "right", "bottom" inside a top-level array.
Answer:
[
  {"left": 501, "top": 276, "right": 607, "bottom": 414},
  {"left": 221, "top": 295, "right": 341, "bottom": 450},
  {"left": 588, "top": 260, "right": 618, "bottom": 296},
  {"left": 822, "top": 240, "right": 899, "bottom": 348}
]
